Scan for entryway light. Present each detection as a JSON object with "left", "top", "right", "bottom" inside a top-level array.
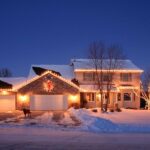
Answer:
[
  {"left": 2, "top": 91, "right": 8, "bottom": 95},
  {"left": 70, "top": 95, "right": 78, "bottom": 103},
  {"left": 20, "top": 95, "right": 27, "bottom": 102}
]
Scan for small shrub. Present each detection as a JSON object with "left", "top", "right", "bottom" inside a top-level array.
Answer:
[
  {"left": 126, "top": 107, "right": 137, "bottom": 110},
  {"left": 116, "top": 108, "right": 122, "bottom": 112},
  {"left": 92, "top": 109, "right": 98, "bottom": 113},
  {"left": 71, "top": 103, "right": 80, "bottom": 109},
  {"left": 109, "top": 109, "right": 114, "bottom": 112}
]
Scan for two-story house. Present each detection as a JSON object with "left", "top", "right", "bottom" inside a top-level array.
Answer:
[
  {"left": 0, "top": 59, "right": 143, "bottom": 111},
  {"left": 72, "top": 59, "right": 143, "bottom": 109}
]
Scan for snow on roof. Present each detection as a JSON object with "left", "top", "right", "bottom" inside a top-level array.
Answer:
[
  {"left": 28, "top": 64, "right": 75, "bottom": 80},
  {"left": 71, "top": 59, "right": 143, "bottom": 71},
  {"left": 0, "top": 77, "right": 27, "bottom": 89}
]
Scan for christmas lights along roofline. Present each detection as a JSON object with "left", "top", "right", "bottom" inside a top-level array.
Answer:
[
  {"left": 0, "top": 58, "right": 143, "bottom": 91},
  {"left": 14, "top": 70, "right": 83, "bottom": 92},
  {"left": 71, "top": 59, "right": 143, "bottom": 72}
]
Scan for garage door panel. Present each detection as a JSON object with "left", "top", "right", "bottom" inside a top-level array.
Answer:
[
  {"left": 0, "top": 95, "right": 15, "bottom": 111},
  {"left": 30, "top": 95, "right": 68, "bottom": 110}
]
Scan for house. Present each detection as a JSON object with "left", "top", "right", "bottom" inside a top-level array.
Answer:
[{"left": 0, "top": 59, "right": 143, "bottom": 111}]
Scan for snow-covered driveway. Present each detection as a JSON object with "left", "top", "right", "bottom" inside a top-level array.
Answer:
[{"left": 0, "top": 110, "right": 81, "bottom": 130}]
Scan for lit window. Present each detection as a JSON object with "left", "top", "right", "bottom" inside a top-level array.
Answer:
[
  {"left": 120, "top": 73, "right": 132, "bottom": 82},
  {"left": 83, "top": 73, "right": 95, "bottom": 81},
  {"left": 85, "top": 93, "right": 95, "bottom": 102},
  {"left": 102, "top": 73, "right": 112, "bottom": 82}
]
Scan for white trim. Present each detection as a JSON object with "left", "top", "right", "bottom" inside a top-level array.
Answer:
[
  {"left": 14, "top": 71, "right": 82, "bottom": 91},
  {"left": 74, "top": 69, "right": 143, "bottom": 73},
  {"left": 119, "top": 86, "right": 139, "bottom": 90}
]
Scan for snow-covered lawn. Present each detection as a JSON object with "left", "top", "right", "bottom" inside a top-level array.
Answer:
[
  {"left": 69, "top": 108, "right": 150, "bottom": 133},
  {"left": 0, "top": 108, "right": 150, "bottom": 133},
  {"left": 92, "top": 108, "right": 150, "bottom": 125}
]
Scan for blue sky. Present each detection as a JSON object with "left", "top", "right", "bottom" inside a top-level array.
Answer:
[{"left": 0, "top": 0, "right": 150, "bottom": 76}]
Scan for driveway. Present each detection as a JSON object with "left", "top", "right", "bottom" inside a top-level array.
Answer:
[
  {"left": 0, "top": 111, "right": 21, "bottom": 121},
  {"left": 0, "top": 110, "right": 81, "bottom": 127}
]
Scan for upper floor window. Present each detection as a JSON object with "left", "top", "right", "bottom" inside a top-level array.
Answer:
[
  {"left": 120, "top": 73, "right": 132, "bottom": 82},
  {"left": 102, "top": 73, "right": 112, "bottom": 82},
  {"left": 102, "top": 74, "right": 109, "bottom": 82},
  {"left": 83, "top": 72, "right": 95, "bottom": 81}
]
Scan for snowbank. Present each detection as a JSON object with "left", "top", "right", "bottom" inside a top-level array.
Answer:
[{"left": 69, "top": 108, "right": 150, "bottom": 133}]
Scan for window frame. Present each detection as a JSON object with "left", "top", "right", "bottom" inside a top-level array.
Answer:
[
  {"left": 120, "top": 73, "right": 132, "bottom": 82},
  {"left": 117, "top": 93, "right": 121, "bottom": 101},
  {"left": 83, "top": 72, "right": 95, "bottom": 81},
  {"left": 84, "top": 93, "right": 95, "bottom": 102},
  {"left": 124, "top": 93, "right": 132, "bottom": 101}
]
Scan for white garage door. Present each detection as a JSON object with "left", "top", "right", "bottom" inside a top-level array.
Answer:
[
  {"left": 0, "top": 95, "right": 16, "bottom": 111},
  {"left": 30, "top": 95, "right": 68, "bottom": 110}
]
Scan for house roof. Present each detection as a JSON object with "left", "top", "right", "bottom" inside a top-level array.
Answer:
[
  {"left": 0, "top": 58, "right": 143, "bottom": 91},
  {"left": 0, "top": 77, "right": 27, "bottom": 89},
  {"left": 28, "top": 65, "right": 75, "bottom": 80},
  {"left": 17, "top": 70, "right": 80, "bottom": 91},
  {"left": 0, "top": 80, "right": 12, "bottom": 89},
  {"left": 71, "top": 59, "right": 143, "bottom": 72}
]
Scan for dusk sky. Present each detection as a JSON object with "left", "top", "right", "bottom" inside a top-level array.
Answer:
[{"left": 0, "top": 0, "right": 150, "bottom": 76}]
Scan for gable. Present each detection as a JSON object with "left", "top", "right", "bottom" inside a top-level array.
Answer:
[
  {"left": 32, "top": 67, "right": 61, "bottom": 76},
  {"left": 18, "top": 73, "right": 79, "bottom": 95},
  {"left": 28, "top": 65, "right": 74, "bottom": 81}
]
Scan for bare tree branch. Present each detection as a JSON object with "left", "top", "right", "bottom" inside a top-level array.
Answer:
[
  {"left": 88, "top": 42, "right": 124, "bottom": 112},
  {"left": 0, "top": 68, "right": 12, "bottom": 77}
]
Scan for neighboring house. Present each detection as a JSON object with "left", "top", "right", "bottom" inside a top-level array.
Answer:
[{"left": 0, "top": 59, "right": 143, "bottom": 111}]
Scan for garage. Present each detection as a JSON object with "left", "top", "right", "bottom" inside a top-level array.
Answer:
[
  {"left": 30, "top": 95, "right": 68, "bottom": 110},
  {"left": 0, "top": 95, "right": 16, "bottom": 111}
]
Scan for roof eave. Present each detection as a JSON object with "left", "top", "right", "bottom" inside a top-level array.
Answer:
[{"left": 74, "top": 69, "right": 144, "bottom": 73}]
